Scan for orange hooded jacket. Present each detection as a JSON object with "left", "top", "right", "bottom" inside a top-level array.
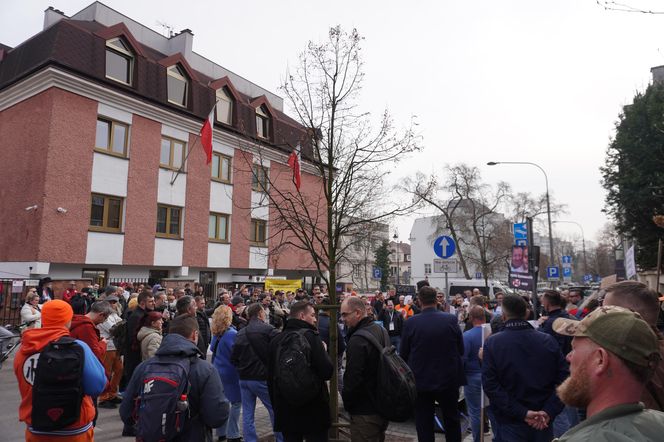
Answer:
[{"left": 14, "top": 326, "right": 99, "bottom": 441}]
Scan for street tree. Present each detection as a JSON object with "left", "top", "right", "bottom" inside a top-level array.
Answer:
[
  {"left": 374, "top": 241, "right": 391, "bottom": 291},
  {"left": 601, "top": 82, "right": 664, "bottom": 268},
  {"left": 404, "top": 164, "right": 513, "bottom": 284},
  {"left": 240, "top": 26, "right": 420, "bottom": 425}
]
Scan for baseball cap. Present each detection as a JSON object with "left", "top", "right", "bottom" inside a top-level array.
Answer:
[{"left": 553, "top": 305, "right": 660, "bottom": 368}]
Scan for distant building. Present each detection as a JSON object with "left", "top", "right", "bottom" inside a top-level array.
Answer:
[
  {"left": 336, "top": 222, "right": 389, "bottom": 293},
  {"left": 0, "top": 3, "right": 324, "bottom": 293},
  {"left": 389, "top": 241, "right": 411, "bottom": 285}
]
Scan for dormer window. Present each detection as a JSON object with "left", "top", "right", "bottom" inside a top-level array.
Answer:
[
  {"left": 105, "top": 38, "right": 133, "bottom": 85},
  {"left": 256, "top": 105, "right": 270, "bottom": 139},
  {"left": 216, "top": 88, "right": 233, "bottom": 125},
  {"left": 167, "top": 65, "right": 189, "bottom": 107}
]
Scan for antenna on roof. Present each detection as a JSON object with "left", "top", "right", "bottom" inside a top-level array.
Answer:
[{"left": 156, "top": 21, "right": 175, "bottom": 38}]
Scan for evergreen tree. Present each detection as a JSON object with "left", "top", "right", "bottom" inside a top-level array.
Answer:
[
  {"left": 601, "top": 82, "right": 664, "bottom": 268},
  {"left": 374, "top": 241, "right": 391, "bottom": 291}
]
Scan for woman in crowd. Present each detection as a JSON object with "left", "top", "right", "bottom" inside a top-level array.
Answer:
[
  {"left": 97, "top": 295, "right": 124, "bottom": 408},
  {"left": 210, "top": 305, "right": 242, "bottom": 442},
  {"left": 137, "top": 311, "right": 163, "bottom": 361},
  {"left": 20, "top": 291, "right": 41, "bottom": 330}
]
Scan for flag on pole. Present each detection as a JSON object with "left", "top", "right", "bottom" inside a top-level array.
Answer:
[
  {"left": 287, "top": 143, "right": 301, "bottom": 191},
  {"left": 200, "top": 102, "right": 217, "bottom": 165}
]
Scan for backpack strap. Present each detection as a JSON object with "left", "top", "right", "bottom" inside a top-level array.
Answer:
[
  {"left": 210, "top": 333, "right": 222, "bottom": 363},
  {"left": 354, "top": 326, "right": 389, "bottom": 352}
]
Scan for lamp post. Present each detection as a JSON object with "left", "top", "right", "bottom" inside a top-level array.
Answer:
[
  {"left": 393, "top": 232, "right": 400, "bottom": 286},
  {"left": 487, "top": 161, "right": 556, "bottom": 267},
  {"left": 552, "top": 220, "right": 587, "bottom": 276}
]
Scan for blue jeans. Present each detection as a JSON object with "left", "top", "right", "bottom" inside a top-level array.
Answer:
[
  {"left": 495, "top": 420, "right": 552, "bottom": 442},
  {"left": 239, "top": 380, "right": 283, "bottom": 442},
  {"left": 390, "top": 335, "right": 401, "bottom": 353},
  {"left": 464, "top": 373, "right": 482, "bottom": 442},
  {"left": 216, "top": 400, "right": 241, "bottom": 439}
]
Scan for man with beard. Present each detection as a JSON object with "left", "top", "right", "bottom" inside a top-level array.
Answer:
[
  {"left": 482, "top": 295, "right": 568, "bottom": 442},
  {"left": 552, "top": 306, "right": 664, "bottom": 441}
]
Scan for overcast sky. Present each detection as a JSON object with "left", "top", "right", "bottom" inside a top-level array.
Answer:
[{"left": 3, "top": 0, "right": 662, "bottom": 249}]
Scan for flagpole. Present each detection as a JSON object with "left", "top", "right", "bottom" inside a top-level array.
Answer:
[{"left": 170, "top": 134, "right": 202, "bottom": 186}]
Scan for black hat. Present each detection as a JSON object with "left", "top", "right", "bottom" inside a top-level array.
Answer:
[
  {"left": 231, "top": 296, "right": 244, "bottom": 306},
  {"left": 40, "top": 277, "right": 52, "bottom": 284}
]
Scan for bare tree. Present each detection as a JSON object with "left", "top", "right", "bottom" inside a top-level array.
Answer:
[
  {"left": 242, "top": 26, "right": 420, "bottom": 426},
  {"left": 404, "top": 165, "right": 513, "bottom": 284}
]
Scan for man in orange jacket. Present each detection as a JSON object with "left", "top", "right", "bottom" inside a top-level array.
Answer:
[{"left": 14, "top": 300, "right": 106, "bottom": 441}]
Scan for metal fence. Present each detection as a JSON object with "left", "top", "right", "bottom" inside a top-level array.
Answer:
[{"left": 0, "top": 280, "right": 23, "bottom": 327}]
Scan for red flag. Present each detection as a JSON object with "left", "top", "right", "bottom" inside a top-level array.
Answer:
[
  {"left": 287, "top": 144, "right": 301, "bottom": 191},
  {"left": 200, "top": 102, "right": 216, "bottom": 165}
]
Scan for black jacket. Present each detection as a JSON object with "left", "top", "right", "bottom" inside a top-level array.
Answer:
[
  {"left": 318, "top": 311, "right": 346, "bottom": 357},
  {"left": 268, "top": 319, "right": 333, "bottom": 433},
  {"left": 377, "top": 308, "right": 404, "bottom": 337},
  {"left": 540, "top": 308, "right": 574, "bottom": 356},
  {"left": 230, "top": 318, "right": 279, "bottom": 380},
  {"left": 120, "top": 333, "right": 229, "bottom": 442},
  {"left": 195, "top": 310, "right": 211, "bottom": 359},
  {"left": 342, "top": 317, "right": 385, "bottom": 415}
]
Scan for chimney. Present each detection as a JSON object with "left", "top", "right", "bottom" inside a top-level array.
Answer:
[
  {"left": 652, "top": 65, "right": 664, "bottom": 85},
  {"left": 44, "top": 6, "right": 67, "bottom": 30},
  {"left": 168, "top": 28, "right": 194, "bottom": 59}
]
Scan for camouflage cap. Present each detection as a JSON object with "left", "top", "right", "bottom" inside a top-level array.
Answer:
[{"left": 553, "top": 305, "right": 660, "bottom": 367}]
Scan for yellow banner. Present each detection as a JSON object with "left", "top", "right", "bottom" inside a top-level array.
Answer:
[{"left": 264, "top": 278, "right": 302, "bottom": 293}]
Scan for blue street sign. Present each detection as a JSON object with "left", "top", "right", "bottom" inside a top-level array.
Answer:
[
  {"left": 475, "top": 272, "right": 482, "bottom": 279},
  {"left": 562, "top": 255, "right": 572, "bottom": 265},
  {"left": 513, "top": 223, "right": 528, "bottom": 240},
  {"left": 563, "top": 267, "right": 572, "bottom": 278},
  {"left": 515, "top": 239, "right": 528, "bottom": 247},
  {"left": 595, "top": 275, "right": 602, "bottom": 283},
  {"left": 583, "top": 274, "right": 593, "bottom": 283},
  {"left": 372, "top": 266, "right": 382, "bottom": 279},
  {"left": 433, "top": 236, "right": 456, "bottom": 259},
  {"left": 547, "top": 266, "right": 560, "bottom": 279}
]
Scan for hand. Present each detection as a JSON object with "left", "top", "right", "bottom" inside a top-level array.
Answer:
[
  {"left": 524, "top": 410, "right": 549, "bottom": 430},
  {"left": 478, "top": 347, "right": 484, "bottom": 361},
  {"left": 538, "top": 316, "right": 548, "bottom": 325},
  {"left": 322, "top": 341, "right": 328, "bottom": 351}
]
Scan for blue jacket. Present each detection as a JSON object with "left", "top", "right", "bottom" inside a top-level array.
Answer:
[
  {"left": 400, "top": 307, "right": 465, "bottom": 391},
  {"left": 211, "top": 326, "right": 241, "bottom": 403},
  {"left": 463, "top": 326, "right": 483, "bottom": 375},
  {"left": 482, "top": 319, "right": 568, "bottom": 424},
  {"left": 318, "top": 312, "right": 346, "bottom": 357},
  {"left": 120, "top": 333, "right": 229, "bottom": 442}
]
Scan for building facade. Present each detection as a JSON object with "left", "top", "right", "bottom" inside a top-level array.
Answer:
[
  {"left": 0, "top": 3, "right": 324, "bottom": 291},
  {"left": 389, "top": 240, "right": 411, "bottom": 285},
  {"left": 336, "top": 222, "right": 389, "bottom": 293}
]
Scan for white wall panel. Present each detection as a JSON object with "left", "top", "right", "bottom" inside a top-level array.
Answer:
[
  {"left": 85, "top": 231, "right": 124, "bottom": 264},
  {"left": 207, "top": 242, "right": 231, "bottom": 268},
  {"left": 154, "top": 238, "right": 183, "bottom": 266}
]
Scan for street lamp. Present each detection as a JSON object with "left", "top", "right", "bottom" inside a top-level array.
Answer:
[
  {"left": 552, "top": 220, "right": 587, "bottom": 276},
  {"left": 393, "top": 232, "right": 400, "bottom": 285},
  {"left": 486, "top": 161, "right": 556, "bottom": 267}
]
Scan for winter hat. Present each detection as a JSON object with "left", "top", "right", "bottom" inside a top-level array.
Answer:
[{"left": 42, "top": 299, "right": 74, "bottom": 328}]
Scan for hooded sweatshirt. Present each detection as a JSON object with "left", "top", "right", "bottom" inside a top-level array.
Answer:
[
  {"left": 137, "top": 326, "right": 162, "bottom": 361},
  {"left": 14, "top": 326, "right": 106, "bottom": 439}
]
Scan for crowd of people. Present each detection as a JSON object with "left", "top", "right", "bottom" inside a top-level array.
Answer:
[{"left": 11, "top": 276, "right": 664, "bottom": 442}]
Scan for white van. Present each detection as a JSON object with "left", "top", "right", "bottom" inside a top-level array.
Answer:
[{"left": 446, "top": 279, "right": 511, "bottom": 299}]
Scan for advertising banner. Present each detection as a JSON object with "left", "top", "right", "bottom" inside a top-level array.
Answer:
[
  {"left": 264, "top": 278, "right": 302, "bottom": 293},
  {"left": 508, "top": 245, "right": 534, "bottom": 291}
]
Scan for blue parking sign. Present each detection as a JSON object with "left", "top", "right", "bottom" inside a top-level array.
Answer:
[
  {"left": 372, "top": 267, "right": 382, "bottom": 279},
  {"left": 546, "top": 266, "right": 560, "bottom": 280},
  {"left": 563, "top": 267, "right": 572, "bottom": 278}
]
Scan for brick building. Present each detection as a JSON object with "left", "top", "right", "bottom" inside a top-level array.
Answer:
[{"left": 0, "top": 2, "right": 324, "bottom": 292}]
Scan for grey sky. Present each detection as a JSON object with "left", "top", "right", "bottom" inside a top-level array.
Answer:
[{"left": 2, "top": 0, "right": 661, "bottom": 248}]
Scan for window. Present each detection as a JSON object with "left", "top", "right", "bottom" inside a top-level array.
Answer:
[
  {"left": 252, "top": 164, "right": 269, "bottom": 192},
  {"left": 105, "top": 38, "right": 133, "bottom": 85},
  {"left": 211, "top": 152, "right": 232, "bottom": 183},
  {"left": 216, "top": 88, "right": 233, "bottom": 125},
  {"left": 209, "top": 213, "right": 229, "bottom": 242},
  {"left": 250, "top": 219, "right": 267, "bottom": 245},
  {"left": 353, "top": 266, "right": 363, "bottom": 279},
  {"left": 95, "top": 117, "right": 129, "bottom": 156},
  {"left": 167, "top": 65, "right": 188, "bottom": 106},
  {"left": 160, "top": 137, "right": 186, "bottom": 170},
  {"left": 90, "top": 193, "right": 123, "bottom": 233},
  {"left": 255, "top": 105, "right": 270, "bottom": 139},
  {"left": 156, "top": 205, "right": 182, "bottom": 238},
  {"left": 424, "top": 263, "right": 432, "bottom": 274}
]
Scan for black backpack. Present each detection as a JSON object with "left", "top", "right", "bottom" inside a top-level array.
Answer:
[
  {"left": 273, "top": 329, "right": 321, "bottom": 406},
  {"left": 133, "top": 356, "right": 193, "bottom": 441},
  {"left": 355, "top": 327, "right": 417, "bottom": 422},
  {"left": 31, "top": 336, "right": 85, "bottom": 431}
]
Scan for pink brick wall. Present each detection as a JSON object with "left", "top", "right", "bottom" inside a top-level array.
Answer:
[{"left": 182, "top": 134, "right": 210, "bottom": 267}]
